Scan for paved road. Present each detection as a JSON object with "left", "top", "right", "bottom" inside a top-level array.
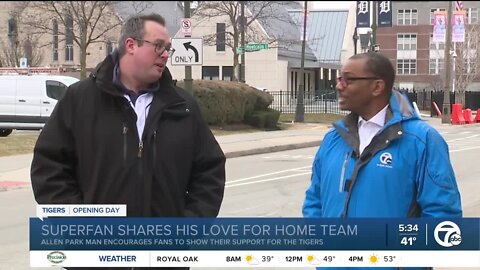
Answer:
[
  {"left": 0, "top": 123, "right": 479, "bottom": 269},
  {"left": 219, "top": 127, "right": 480, "bottom": 218}
]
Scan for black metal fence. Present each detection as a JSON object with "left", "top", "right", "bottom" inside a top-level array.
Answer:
[
  {"left": 403, "top": 90, "right": 480, "bottom": 116},
  {"left": 267, "top": 89, "right": 480, "bottom": 116},
  {"left": 267, "top": 90, "right": 349, "bottom": 115}
]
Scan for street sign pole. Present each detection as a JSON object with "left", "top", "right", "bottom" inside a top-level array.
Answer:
[
  {"left": 240, "top": 1, "right": 246, "bottom": 83},
  {"left": 295, "top": 1, "right": 307, "bottom": 123},
  {"left": 184, "top": 1, "right": 193, "bottom": 94}
]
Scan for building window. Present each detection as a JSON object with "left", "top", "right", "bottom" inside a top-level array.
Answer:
[
  {"left": 306, "top": 73, "right": 310, "bottom": 92},
  {"left": 24, "top": 39, "right": 32, "bottom": 61},
  {"left": 466, "top": 33, "right": 478, "bottom": 49},
  {"left": 106, "top": 41, "right": 114, "bottom": 56},
  {"left": 397, "top": 59, "right": 416, "bottom": 75},
  {"left": 429, "top": 58, "right": 444, "bottom": 75},
  {"left": 397, "top": 9, "right": 417, "bottom": 25},
  {"left": 222, "top": 66, "right": 233, "bottom": 81},
  {"left": 52, "top": 19, "right": 58, "bottom": 61},
  {"left": 65, "top": 45, "right": 74, "bottom": 61},
  {"left": 467, "top": 8, "right": 478, "bottom": 24},
  {"left": 216, "top": 23, "right": 225, "bottom": 52},
  {"left": 290, "top": 71, "right": 294, "bottom": 95},
  {"left": 65, "top": 15, "right": 74, "bottom": 61},
  {"left": 429, "top": 34, "right": 444, "bottom": 50},
  {"left": 464, "top": 58, "right": 476, "bottom": 73},
  {"left": 397, "top": 34, "right": 417, "bottom": 50},
  {"left": 202, "top": 66, "right": 219, "bottom": 80},
  {"left": 430, "top": 8, "right": 446, "bottom": 25},
  {"left": 8, "top": 17, "right": 17, "bottom": 42},
  {"left": 294, "top": 71, "right": 298, "bottom": 93}
]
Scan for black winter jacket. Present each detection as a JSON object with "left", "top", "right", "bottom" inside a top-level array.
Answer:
[{"left": 31, "top": 54, "right": 226, "bottom": 219}]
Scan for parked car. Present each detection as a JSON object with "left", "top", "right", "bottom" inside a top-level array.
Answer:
[{"left": 0, "top": 75, "right": 79, "bottom": 137}]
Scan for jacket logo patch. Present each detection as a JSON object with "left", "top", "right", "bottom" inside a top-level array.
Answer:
[{"left": 377, "top": 152, "right": 393, "bottom": 168}]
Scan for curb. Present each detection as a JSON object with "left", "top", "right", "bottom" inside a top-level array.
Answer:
[{"left": 225, "top": 140, "right": 322, "bottom": 159}]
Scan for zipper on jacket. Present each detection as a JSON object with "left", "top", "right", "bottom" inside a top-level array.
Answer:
[
  {"left": 137, "top": 141, "right": 144, "bottom": 158},
  {"left": 153, "top": 130, "right": 157, "bottom": 165},
  {"left": 339, "top": 152, "right": 351, "bottom": 192},
  {"left": 137, "top": 140, "right": 145, "bottom": 215},
  {"left": 123, "top": 124, "right": 128, "bottom": 163}
]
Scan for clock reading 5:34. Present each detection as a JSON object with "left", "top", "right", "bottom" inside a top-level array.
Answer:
[{"left": 398, "top": 224, "right": 419, "bottom": 232}]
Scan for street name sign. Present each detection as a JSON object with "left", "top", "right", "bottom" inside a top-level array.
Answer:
[{"left": 236, "top": 43, "right": 269, "bottom": 54}]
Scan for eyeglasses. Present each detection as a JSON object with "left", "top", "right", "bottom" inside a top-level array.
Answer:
[
  {"left": 336, "top": 76, "right": 380, "bottom": 87},
  {"left": 135, "top": 39, "right": 175, "bottom": 56}
]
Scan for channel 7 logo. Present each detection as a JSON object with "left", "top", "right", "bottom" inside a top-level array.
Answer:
[{"left": 434, "top": 221, "right": 462, "bottom": 247}]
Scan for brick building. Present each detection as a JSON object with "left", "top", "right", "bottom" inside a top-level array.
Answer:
[{"left": 376, "top": 1, "right": 480, "bottom": 91}]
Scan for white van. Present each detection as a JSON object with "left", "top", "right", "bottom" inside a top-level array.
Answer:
[{"left": 0, "top": 75, "right": 79, "bottom": 137}]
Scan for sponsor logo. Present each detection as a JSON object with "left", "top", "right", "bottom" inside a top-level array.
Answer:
[
  {"left": 434, "top": 221, "right": 462, "bottom": 247},
  {"left": 47, "top": 251, "right": 66, "bottom": 264},
  {"left": 377, "top": 152, "right": 393, "bottom": 168}
]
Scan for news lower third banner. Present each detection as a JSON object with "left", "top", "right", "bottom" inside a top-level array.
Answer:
[{"left": 30, "top": 215, "right": 479, "bottom": 267}]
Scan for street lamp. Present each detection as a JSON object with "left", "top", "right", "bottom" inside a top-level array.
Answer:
[
  {"left": 441, "top": 1, "right": 453, "bottom": 124},
  {"left": 451, "top": 48, "right": 457, "bottom": 94}
]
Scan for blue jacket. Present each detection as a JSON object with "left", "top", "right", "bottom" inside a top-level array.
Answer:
[{"left": 302, "top": 91, "right": 462, "bottom": 269}]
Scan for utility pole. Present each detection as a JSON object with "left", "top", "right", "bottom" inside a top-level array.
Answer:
[
  {"left": 184, "top": 1, "right": 193, "bottom": 94},
  {"left": 442, "top": 1, "right": 453, "bottom": 124},
  {"left": 294, "top": 1, "right": 308, "bottom": 123},
  {"left": 371, "top": 1, "right": 377, "bottom": 51},
  {"left": 240, "top": 1, "right": 246, "bottom": 83}
]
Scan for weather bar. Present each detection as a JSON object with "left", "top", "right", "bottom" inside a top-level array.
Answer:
[{"left": 30, "top": 250, "right": 480, "bottom": 267}]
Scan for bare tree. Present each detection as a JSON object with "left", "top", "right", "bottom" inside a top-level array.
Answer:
[
  {"left": 194, "top": 1, "right": 295, "bottom": 81},
  {"left": 427, "top": 74, "right": 444, "bottom": 91},
  {"left": 0, "top": 36, "right": 43, "bottom": 67},
  {"left": 0, "top": 4, "right": 43, "bottom": 68},
  {"left": 453, "top": 24, "right": 480, "bottom": 106},
  {"left": 21, "top": 1, "right": 150, "bottom": 79}
]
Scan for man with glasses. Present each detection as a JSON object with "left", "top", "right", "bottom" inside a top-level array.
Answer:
[
  {"left": 303, "top": 53, "right": 461, "bottom": 227},
  {"left": 31, "top": 13, "right": 226, "bottom": 260}
]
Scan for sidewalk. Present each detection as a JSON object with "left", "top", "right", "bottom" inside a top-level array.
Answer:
[
  {"left": 218, "top": 123, "right": 330, "bottom": 158},
  {"left": 0, "top": 115, "right": 478, "bottom": 191},
  {"left": 218, "top": 115, "right": 475, "bottom": 159}
]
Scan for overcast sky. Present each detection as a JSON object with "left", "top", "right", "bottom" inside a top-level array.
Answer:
[{"left": 312, "top": 1, "right": 355, "bottom": 10}]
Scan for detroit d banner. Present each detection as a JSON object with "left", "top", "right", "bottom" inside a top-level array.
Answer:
[
  {"left": 356, "top": 1, "right": 370, "bottom": 27},
  {"left": 378, "top": 1, "right": 392, "bottom": 27}
]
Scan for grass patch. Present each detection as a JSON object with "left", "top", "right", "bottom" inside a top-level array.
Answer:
[
  {"left": 0, "top": 124, "right": 263, "bottom": 157},
  {"left": 0, "top": 122, "right": 295, "bottom": 157},
  {"left": 279, "top": 113, "right": 344, "bottom": 124},
  {"left": 0, "top": 125, "right": 264, "bottom": 157},
  {"left": 0, "top": 134, "right": 39, "bottom": 157}
]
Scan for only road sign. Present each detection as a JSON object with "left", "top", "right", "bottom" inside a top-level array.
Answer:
[{"left": 171, "top": 38, "right": 203, "bottom": 66}]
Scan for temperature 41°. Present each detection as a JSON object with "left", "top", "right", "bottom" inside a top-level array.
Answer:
[{"left": 400, "top": 236, "right": 417, "bottom": 245}]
